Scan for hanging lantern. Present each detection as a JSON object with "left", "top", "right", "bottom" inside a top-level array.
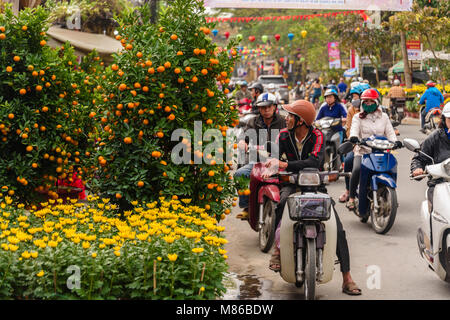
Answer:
[
  {"left": 212, "top": 29, "right": 218, "bottom": 37},
  {"left": 301, "top": 30, "right": 307, "bottom": 38},
  {"left": 261, "top": 35, "right": 268, "bottom": 43},
  {"left": 224, "top": 31, "right": 230, "bottom": 39},
  {"left": 279, "top": 57, "right": 284, "bottom": 63},
  {"left": 236, "top": 34, "right": 243, "bottom": 41},
  {"left": 248, "top": 35, "right": 255, "bottom": 42},
  {"left": 288, "top": 33, "right": 294, "bottom": 41},
  {"left": 274, "top": 34, "right": 281, "bottom": 41}
]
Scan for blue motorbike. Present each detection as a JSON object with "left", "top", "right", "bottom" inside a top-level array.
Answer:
[{"left": 338, "top": 136, "right": 403, "bottom": 234}]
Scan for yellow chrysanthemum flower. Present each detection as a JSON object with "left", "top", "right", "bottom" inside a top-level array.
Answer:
[
  {"left": 192, "top": 248, "right": 204, "bottom": 254},
  {"left": 167, "top": 253, "right": 178, "bottom": 262}
]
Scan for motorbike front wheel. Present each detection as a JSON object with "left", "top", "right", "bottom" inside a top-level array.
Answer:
[
  {"left": 259, "top": 197, "right": 277, "bottom": 253},
  {"left": 370, "top": 186, "right": 398, "bottom": 234},
  {"left": 304, "top": 238, "right": 316, "bottom": 300}
]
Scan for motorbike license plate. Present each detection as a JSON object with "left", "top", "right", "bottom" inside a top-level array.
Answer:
[{"left": 397, "top": 107, "right": 403, "bottom": 112}]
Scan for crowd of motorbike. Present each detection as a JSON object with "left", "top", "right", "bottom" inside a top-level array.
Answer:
[{"left": 230, "top": 78, "right": 450, "bottom": 300}]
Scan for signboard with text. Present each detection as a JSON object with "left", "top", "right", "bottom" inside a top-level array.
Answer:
[
  {"left": 203, "top": 0, "right": 412, "bottom": 11},
  {"left": 328, "top": 42, "right": 341, "bottom": 69},
  {"left": 406, "top": 40, "right": 421, "bottom": 60}
]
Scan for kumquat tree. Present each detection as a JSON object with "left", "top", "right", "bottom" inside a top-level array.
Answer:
[
  {"left": 0, "top": 5, "right": 101, "bottom": 205},
  {"left": 89, "top": 0, "right": 241, "bottom": 219}
]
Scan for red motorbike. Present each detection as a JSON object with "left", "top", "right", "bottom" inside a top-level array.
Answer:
[
  {"left": 238, "top": 98, "right": 252, "bottom": 115},
  {"left": 248, "top": 162, "right": 281, "bottom": 253}
]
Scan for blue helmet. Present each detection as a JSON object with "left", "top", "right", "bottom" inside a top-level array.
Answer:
[
  {"left": 324, "top": 88, "right": 339, "bottom": 97},
  {"left": 349, "top": 87, "right": 362, "bottom": 95},
  {"left": 359, "top": 83, "right": 371, "bottom": 91}
]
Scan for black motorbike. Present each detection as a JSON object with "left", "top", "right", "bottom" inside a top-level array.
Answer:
[
  {"left": 314, "top": 117, "right": 343, "bottom": 171},
  {"left": 389, "top": 98, "right": 406, "bottom": 127}
]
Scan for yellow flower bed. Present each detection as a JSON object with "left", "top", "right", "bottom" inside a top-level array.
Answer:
[
  {"left": 0, "top": 196, "right": 228, "bottom": 299},
  {"left": 378, "top": 85, "right": 450, "bottom": 97}
]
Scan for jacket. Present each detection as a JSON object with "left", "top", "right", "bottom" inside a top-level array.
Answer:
[
  {"left": 349, "top": 108, "right": 397, "bottom": 156},
  {"left": 411, "top": 128, "right": 450, "bottom": 187},
  {"left": 277, "top": 126, "right": 325, "bottom": 172},
  {"left": 345, "top": 104, "right": 360, "bottom": 138},
  {"left": 419, "top": 87, "right": 444, "bottom": 113},
  {"left": 238, "top": 112, "right": 286, "bottom": 146}
]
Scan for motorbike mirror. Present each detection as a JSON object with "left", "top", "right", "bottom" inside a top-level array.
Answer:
[
  {"left": 338, "top": 141, "right": 353, "bottom": 155},
  {"left": 403, "top": 138, "right": 420, "bottom": 152}
]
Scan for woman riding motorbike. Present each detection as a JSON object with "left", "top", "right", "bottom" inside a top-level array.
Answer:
[
  {"left": 411, "top": 102, "right": 450, "bottom": 210},
  {"left": 263, "top": 100, "right": 362, "bottom": 295},
  {"left": 316, "top": 88, "right": 347, "bottom": 143},
  {"left": 346, "top": 89, "right": 400, "bottom": 210}
]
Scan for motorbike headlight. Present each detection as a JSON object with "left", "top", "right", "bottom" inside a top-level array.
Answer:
[
  {"left": 287, "top": 194, "right": 332, "bottom": 221},
  {"left": 298, "top": 172, "right": 320, "bottom": 186},
  {"left": 366, "top": 139, "right": 394, "bottom": 150},
  {"left": 318, "top": 120, "right": 332, "bottom": 129}
]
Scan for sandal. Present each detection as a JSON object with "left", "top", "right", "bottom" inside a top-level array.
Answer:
[
  {"left": 236, "top": 210, "right": 249, "bottom": 220},
  {"left": 346, "top": 200, "right": 356, "bottom": 210},
  {"left": 342, "top": 281, "right": 362, "bottom": 296},
  {"left": 269, "top": 253, "right": 281, "bottom": 272},
  {"left": 339, "top": 191, "right": 349, "bottom": 203}
]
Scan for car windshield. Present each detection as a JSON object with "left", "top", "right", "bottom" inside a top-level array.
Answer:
[{"left": 259, "top": 77, "right": 286, "bottom": 84}]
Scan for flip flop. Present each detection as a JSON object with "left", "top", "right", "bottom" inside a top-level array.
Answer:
[
  {"left": 269, "top": 253, "right": 281, "bottom": 272},
  {"left": 236, "top": 210, "right": 249, "bottom": 220},
  {"left": 346, "top": 200, "right": 356, "bottom": 210},
  {"left": 342, "top": 282, "right": 362, "bottom": 296}
]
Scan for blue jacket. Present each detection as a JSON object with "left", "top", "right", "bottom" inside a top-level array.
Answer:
[{"left": 419, "top": 87, "right": 444, "bottom": 112}]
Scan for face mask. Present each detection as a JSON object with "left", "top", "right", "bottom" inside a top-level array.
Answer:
[
  {"left": 362, "top": 103, "right": 378, "bottom": 113},
  {"left": 351, "top": 99, "right": 360, "bottom": 108}
]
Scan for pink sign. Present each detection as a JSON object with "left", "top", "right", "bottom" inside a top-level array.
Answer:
[{"left": 328, "top": 42, "right": 341, "bottom": 69}]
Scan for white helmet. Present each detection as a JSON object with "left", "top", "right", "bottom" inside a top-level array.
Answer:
[
  {"left": 443, "top": 102, "right": 450, "bottom": 118},
  {"left": 267, "top": 83, "right": 276, "bottom": 93},
  {"left": 256, "top": 92, "right": 277, "bottom": 107},
  {"left": 393, "top": 79, "right": 400, "bottom": 86}
]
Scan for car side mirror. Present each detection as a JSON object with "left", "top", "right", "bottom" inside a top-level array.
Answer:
[
  {"left": 338, "top": 141, "right": 353, "bottom": 155},
  {"left": 403, "top": 138, "right": 420, "bottom": 152}
]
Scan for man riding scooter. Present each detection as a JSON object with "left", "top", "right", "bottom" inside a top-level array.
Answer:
[
  {"left": 263, "top": 100, "right": 361, "bottom": 296},
  {"left": 419, "top": 81, "right": 445, "bottom": 133},
  {"left": 234, "top": 93, "right": 286, "bottom": 220},
  {"left": 411, "top": 102, "right": 450, "bottom": 212},
  {"left": 249, "top": 82, "right": 264, "bottom": 113}
]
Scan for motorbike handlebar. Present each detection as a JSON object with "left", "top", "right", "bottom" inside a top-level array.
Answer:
[{"left": 410, "top": 173, "right": 428, "bottom": 180}]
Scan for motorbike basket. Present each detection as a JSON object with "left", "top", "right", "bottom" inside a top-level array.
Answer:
[{"left": 287, "top": 194, "right": 332, "bottom": 221}]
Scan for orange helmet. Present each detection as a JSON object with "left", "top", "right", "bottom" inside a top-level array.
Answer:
[{"left": 282, "top": 100, "right": 316, "bottom": 126}]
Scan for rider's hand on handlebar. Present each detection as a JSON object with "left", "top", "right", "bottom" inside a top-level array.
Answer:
[
  {"left": 394, "top": 141, "right": 403, "bottom": 149},
  {"left": 238, "top": 140, "right": 248, "bottom": 152},
  {"left": 412, "top": 168, "right": 424, "bottom": 177}
]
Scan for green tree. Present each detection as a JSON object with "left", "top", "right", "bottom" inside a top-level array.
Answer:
[
  {"left": 388, "top": 1, "right": 450, "bottom": 88},
  {"left": 89, "top": 0, "right": 239, "bottom": 218},
  {"left": 329, "top": 13, "right": 393, "bottom": 87}
]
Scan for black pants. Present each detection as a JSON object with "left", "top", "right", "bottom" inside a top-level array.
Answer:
[
  {"left": 276, "top": 185, "right": 351, "bottom": 273},
  {"left": 349, "top": 155, "right": 362, "bottom": 199}
]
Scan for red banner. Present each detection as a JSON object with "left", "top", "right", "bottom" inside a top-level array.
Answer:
[{"left": 205, "top": 10, "right": 366, "bottom": 23}]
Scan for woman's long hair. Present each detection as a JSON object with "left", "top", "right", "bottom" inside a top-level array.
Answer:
[{"left": 439, "top": 115, "right": 448, "bottom": 130}]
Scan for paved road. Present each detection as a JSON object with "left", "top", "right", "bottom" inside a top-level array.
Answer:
[{"left": 223, "top": 120, "right": 450, "bottom": 300}]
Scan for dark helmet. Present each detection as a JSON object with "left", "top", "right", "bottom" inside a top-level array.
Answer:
[{"left": 249, "top": 82, "right": 264, "bottom": 94}]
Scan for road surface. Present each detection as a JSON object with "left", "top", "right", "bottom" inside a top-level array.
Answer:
[{"left": 222, "top": 120, "right": 450, "bottom": 300}]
